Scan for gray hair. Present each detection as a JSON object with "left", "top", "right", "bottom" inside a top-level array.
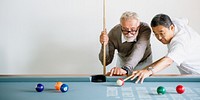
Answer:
[{"left": 120, "top": 11, "right": 140, "bottom": 23}]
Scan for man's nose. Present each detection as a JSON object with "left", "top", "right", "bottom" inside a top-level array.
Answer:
[{"left": 158, "top": 35, "right": 162, "bottom": 40}]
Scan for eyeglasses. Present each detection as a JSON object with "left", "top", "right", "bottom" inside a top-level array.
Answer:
[{"left": 121, "top": 26, "right": 140, "bottom": 35}]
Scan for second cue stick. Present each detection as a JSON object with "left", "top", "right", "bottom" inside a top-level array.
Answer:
[{"left": 103, "top": 0, "right": 106, "bottom": 75}]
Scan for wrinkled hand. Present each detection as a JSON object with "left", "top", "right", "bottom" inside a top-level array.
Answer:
[
  {"left": 130, "top": 69, "right": 151, "bottom": 84},
  {"left": 100, "top": 30, "right": 109, "bottom": 45},
  {"left": 109, "top": 67, "right": 127, "bottom": 76}
]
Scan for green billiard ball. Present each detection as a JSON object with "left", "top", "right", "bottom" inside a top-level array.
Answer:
[{"left": 157, "top": 86, "right": 166, "bottom": 95}]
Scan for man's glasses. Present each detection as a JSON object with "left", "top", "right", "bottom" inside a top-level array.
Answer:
[{"left": 121, "top": 26, "right": 140, "bottom": 35}]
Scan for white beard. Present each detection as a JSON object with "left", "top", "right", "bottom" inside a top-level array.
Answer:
[{"left": 124, "top": 34, "right": 136, "bottom": 42}]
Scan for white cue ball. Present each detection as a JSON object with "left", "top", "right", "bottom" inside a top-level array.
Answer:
[{"left": 116, "top": 78, "right": 124, "bottom": 86}]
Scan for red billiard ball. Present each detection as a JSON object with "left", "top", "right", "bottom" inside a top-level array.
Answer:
[
  {"left": 176, "top": 85, "right": 185, "bottom": 94},
  {"left": 35, "top": 83, "right": 44, "bottom": 92}
]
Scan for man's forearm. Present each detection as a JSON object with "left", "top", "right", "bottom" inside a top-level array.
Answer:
[
  {"left": 144, "top": 57, "right": 174, "bottom": 74},
  {"left": 99, "top": 44, "right": 115, "bottom": 66}
]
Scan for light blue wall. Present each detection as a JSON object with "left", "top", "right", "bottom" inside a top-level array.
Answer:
[{"left": 0, "top": 0, "right": 200, "bottom": 74}]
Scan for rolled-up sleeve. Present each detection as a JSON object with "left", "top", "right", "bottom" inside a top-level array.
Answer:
[{"left": 166, "top": 41, "right": 186, "bottom": 66}]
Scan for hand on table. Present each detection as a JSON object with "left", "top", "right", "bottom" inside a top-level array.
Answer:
[
  {"left": 109, "top": 67, "right": 127, "bottom": 76},
  {"left": 100, "top": 30, "right": 109, "bottom": 45},
  {"left": 130, "top": 69, "right": 152, "bottom": 84}
]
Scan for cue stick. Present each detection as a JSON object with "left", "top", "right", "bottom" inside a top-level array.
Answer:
[
  {"left": 123, "top": 74, "right": 134, "bottom": 81},
  {"left": 103, "top": 0, "right": 106, "bottom": 75}
]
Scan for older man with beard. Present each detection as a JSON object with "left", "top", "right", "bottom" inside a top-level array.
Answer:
[{"left": 99, "top": 11, "right": 152, "bottom": 76}]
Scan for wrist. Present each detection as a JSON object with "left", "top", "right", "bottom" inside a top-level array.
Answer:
[
  {"left": 121, "top": 66, "right": 130, "bottom": 75},
  {"left": 146, "top": 66, "right": 154, "bottom": 76}
]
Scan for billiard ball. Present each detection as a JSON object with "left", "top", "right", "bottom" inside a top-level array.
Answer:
[
  {"left": 55, "top": 82, "right": 63, "bottom": 90},
  {"left": 116, "top": 78, "right": 124, "bottom": 86},
  {"left": 35, "top": 83, "right": 44, "bottom": 92},
  {"left": 176, "top": 85, "right": 185, "bottom": 94},
  {"left": 60, "top": 84, "right": 69, "bottom": 92},
  {"left": 157, "top": 86, "right": 166, "bottom": 95}
]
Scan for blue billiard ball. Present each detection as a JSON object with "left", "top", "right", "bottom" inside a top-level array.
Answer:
[
  {"left": 60, "top": 84, "right": 69, "bottom": 92},
  {"left": 35, "top": 83, "right": 44, "bottom": 92}
]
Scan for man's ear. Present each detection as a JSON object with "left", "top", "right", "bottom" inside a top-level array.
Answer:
[
  {"left": 137, "top": 20, "right": 141, "bottom": 27},
  {"left": 170, "top": 25, "right": 175, "bottom": 31}
]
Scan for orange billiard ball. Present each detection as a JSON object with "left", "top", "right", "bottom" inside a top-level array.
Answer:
[{"left": 55, "top": 82, "right": 63, "bottom": 90}]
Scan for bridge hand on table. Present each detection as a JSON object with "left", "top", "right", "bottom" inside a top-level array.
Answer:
[
  {"left": 130, "top": 69, "right": 152, "bottom": 84},
  {"left": 109, "top": 67, "right": 127, "bottom": 76}
]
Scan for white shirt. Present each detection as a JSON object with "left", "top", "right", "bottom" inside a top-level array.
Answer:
[{"left": 166, "top": 18, "right": 200, "bottom": 74}]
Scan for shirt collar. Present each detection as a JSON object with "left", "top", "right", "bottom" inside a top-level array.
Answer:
[
  {"left": 121, "top": 32, "right": 127, "bottom": 43},
  {"left": 174, "top": 23, "right": 179, "bottom": 35}
]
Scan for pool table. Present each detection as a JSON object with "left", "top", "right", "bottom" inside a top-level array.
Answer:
[{"left": 0, "top": 74, "right": 200, "bottom": 100}]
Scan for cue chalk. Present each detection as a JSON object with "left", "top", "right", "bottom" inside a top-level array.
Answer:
[{"left": 91, "top": 75, "right": 106, "bottom": 82}]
